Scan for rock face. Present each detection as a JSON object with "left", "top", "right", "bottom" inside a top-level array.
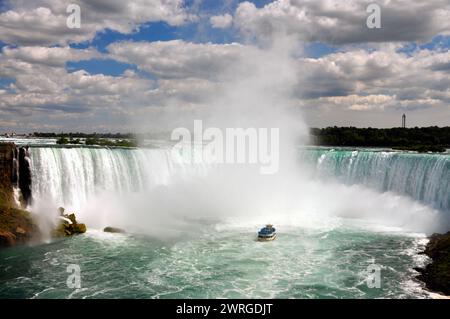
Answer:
[
  {"left": 0, "top": 143, "right": 32, "bottom": 207},
  {"left": 103, "top": 226, "right": 126, "bottom": 233},
  {"left": 0, "top": 143, "right": 16, "bottom": 204},
  {"left": 0, "top": 143, "right": 39, "bottom": 248},
  {"left": 0, "top": 206, "right": 38, "bottom": 248},
  {"left": 18, "top": 146, "right": 32, "bottom": 205},
  {"left": 416, "top": 232, "right": 450, "bottom": 295},
  {"left": 53, "top": 209, "right": 87, "bottom": 237}
]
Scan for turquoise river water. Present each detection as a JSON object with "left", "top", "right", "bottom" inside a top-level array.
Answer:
[{"left": 0, "top": 145, "right": 449, "bottom": 298}]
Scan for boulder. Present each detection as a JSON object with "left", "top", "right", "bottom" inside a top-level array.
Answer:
[
  {"left": 67, "top": 213, "right": 77, "bottom": 225},
  {"left": 73, "top": 223, "right": 86, "bottom": 234},
  {"left": 103, "top": 226, "right": 125, "bottom": 233},
  {"left": 53, "top": 209, "right": 87, "bottom": 237}
]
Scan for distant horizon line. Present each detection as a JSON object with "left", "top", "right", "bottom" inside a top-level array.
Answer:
[{"left": 1, "top": 125, "right": 449, "bottom": 136}]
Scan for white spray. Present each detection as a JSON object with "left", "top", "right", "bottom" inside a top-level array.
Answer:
[{"left": 29, "top": 33, "right": 444, "bottom": 237}]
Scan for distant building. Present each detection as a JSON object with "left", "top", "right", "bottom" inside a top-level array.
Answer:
[{"left": 402, "top": 114, "right": 406, "bottom": 128}]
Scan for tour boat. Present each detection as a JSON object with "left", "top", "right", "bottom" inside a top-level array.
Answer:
[{"left": 258, "top": 224, "right": 276, "bottom": 241}]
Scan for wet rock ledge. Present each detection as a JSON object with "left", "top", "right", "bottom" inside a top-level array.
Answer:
[
  {"left": 416, "top": 232, "right": 450, "bottom": 295},
  {"left": 54, "top": 207, "right": 86, "bottom": 237}
]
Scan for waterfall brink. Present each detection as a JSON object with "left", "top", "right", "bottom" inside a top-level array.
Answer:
[
  {"left": 301, "top": 148, "right": 450, "bottom": 212},
  {"left": 29, "top": 147, "right": 209, "bottom": 211}
]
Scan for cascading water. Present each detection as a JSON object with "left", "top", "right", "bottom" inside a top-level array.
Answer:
[
  {"left": 29, "top": 146, "right": 210, "bottom": 211},
  {"left": 300, "top": 148, "right": 450, "bottom": 212},
  {"left": 23, "top": 144, "right": 447, "bottom": 237},
  {"left": 30, "top": 146, "right": 449, "bottom": 216}
]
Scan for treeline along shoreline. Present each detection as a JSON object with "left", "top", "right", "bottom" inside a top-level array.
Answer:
[
  {"left": 310, "top": 126, "right": 450, "bottom": 152},
  {"left": 17, "top": 126, "right": 450, "bottom": 152}
]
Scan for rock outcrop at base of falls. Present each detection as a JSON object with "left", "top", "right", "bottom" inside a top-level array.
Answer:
[
  {"left": 53, "top": 208, "right": 86, "bottom": 237},
  {"left": 103, "top": 226, "right": 126, "bottom": 233},
  {"left": 416, "top": 232, "right": 450, "bottom": 296}
]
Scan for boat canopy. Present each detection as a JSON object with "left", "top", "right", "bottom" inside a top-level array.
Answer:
[{"left": 258, "top": 225, "right": 276, "bottom": 234}]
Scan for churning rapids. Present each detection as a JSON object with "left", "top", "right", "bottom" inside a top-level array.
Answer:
[{"left": 1, "top": 144, "right": 449, "bottom": 298}]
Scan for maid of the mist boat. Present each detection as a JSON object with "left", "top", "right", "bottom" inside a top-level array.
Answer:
[{"left": 258, "top": 224, "right": 276, "bottom": 241}]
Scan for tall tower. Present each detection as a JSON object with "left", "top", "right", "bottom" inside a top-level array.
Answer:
[{"left": 402, "top": 114, "right": 406, "bottom": 128}]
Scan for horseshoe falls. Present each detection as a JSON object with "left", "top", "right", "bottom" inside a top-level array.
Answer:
[
  {"left": 0, "top": 145, "right": 449, "bottom": 299},
  {"left": 301, "top": 148, "right": 449, "bottom": 212},
  {"left": 29, "top": 147, "right": 449, "bottom": 217}
]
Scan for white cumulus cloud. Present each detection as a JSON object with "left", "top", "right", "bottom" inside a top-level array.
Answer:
[{"left": 210, "top": 13, "right": 233, "bottom": 29}]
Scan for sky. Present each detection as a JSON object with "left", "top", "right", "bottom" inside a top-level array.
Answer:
[{"left": 0, "top": 0, "right": 449, "bottom": 133}]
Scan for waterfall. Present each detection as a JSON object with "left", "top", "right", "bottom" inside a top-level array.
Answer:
[
  {"left": 300, "top": 148, "right": 450, "bottom": 212},
  {"left": 26, "top": 146, "right": 449, "bottom": 234},
  {"left": 29, "top": 147, "right": 450, "bottom": 213},
  {"left": 29, "top": 147, "right": 209, "bottom": 211}
]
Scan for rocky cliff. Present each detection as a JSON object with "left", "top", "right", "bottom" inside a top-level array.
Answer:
[
  {"left": 0, "top": 143, "right": 38, "bottom": 248},
  {"left": 416, "top": 232, "right": 450, "bottom": 295}
]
